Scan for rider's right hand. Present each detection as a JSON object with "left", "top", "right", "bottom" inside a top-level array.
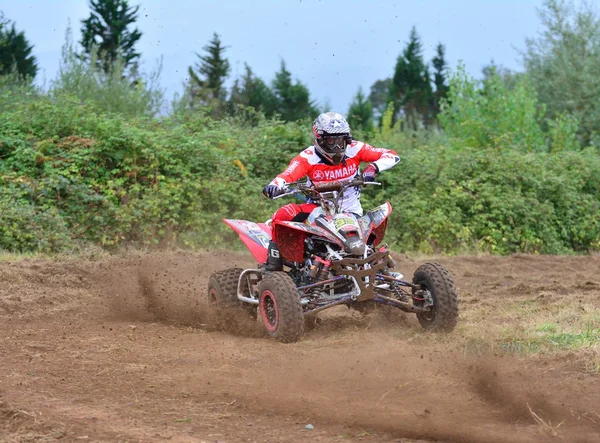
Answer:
[{"left": 262, "top": 184, "right": 285, "bottom": 199}]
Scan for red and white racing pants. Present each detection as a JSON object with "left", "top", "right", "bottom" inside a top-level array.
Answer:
[{"left": 270, "top": 203, "right": 318, "bottom": 243}]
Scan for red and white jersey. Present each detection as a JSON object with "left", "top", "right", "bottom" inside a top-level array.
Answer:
[{"left": 270, "top": 141, "right": 400, "bottom": 215}]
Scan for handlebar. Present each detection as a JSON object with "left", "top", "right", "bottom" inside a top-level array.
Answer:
[{"left": 273, "top": 178, "right": 381, "bottom": 200}]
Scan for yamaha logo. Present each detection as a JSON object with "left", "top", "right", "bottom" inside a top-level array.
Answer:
[{"left": 312, "top": 164, "right": 357, "bottom": 182}]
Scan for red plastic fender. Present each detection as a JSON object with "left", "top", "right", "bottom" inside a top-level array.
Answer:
[{"left": 223, "top": 219, "right": 272, "bottom": 263}]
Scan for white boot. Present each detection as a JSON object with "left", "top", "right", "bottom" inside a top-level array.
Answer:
[{"left": 383, "top": 270, "right": 404, "bottom": 280}]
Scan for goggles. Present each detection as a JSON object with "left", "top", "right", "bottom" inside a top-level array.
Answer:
[{"left": 320, "top": 135, "right": 347, "bottom": 151}]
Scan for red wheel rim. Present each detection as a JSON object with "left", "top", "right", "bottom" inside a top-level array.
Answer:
[
  {"left": 209, "top": 288, "right": 218, "bottom": 306},
  {"left": 260, "top": 290, "right": 279, "bottom": 333}
]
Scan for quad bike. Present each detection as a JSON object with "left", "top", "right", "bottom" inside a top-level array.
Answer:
[{"left": 207, "top": 179, "right": 459, "bottom": 343}]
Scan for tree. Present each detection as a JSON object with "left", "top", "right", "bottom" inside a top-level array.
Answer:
[
  {"left": 388, "top": 26, "right": 433, "bottom": 128},
  {"left": 347, "top": 87, "right": 374, "bottom": 133},
  {"left": 522, "top": 0, "right": 600, "bottom": 146},
  {"left": 228, "top": 63, "right": 277, "bottom": 117},
  {"left": 187, "top": 32, "right": 230, "bottom": 113},
  {"left": 271, "top": 60, "right": 318, "bottom": 121},
  {"left": 482, "top": 60, "right": 523, "bottom": 90},
  {"left": 80, "top": 0, "right": 142, "bottom": 73},
  {"left": 431, "top": 43, "right": 448, "bottom": 118},
  {"left": 368, "top": 78, "right": 392, "bottom": 120},
  {"left": 52, "top": 26, "right": 164, "bottom": 118},
  {"left": 438, "top": 63, "right": 546, "bottom": 152},
  {"left": 0, "top": 13, "right": 38, "bottom": 79}
]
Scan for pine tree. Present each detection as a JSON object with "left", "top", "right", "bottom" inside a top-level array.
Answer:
[
  {"left": 388, "top": 26, "right": 433, "bottom": 127},
  {"left": 368, "top": 78, "right": 392, "bottom": 120},
  {"left": 0, "top": 14, "right": 38, "bottom": 79},
  {"left": 228, "top": 78, "right": 242, "bottom": 111},
  {"left": 80, "top": 0, "right": 142, "bottom": 73},
  {"left": 431, "top": 43, "right": 448, "bottom": 118},
  {"left": 271, "top": 60, "right": 318, "bottom": 121},
  {"left": 347, "top": 87, "right": 374, "bottom": 133},
  {"left": 187, "top": 32, "right": 230, "bottom": 112},
  {"left": 228, "top": 63, "right": 276, "bottom": 117}
]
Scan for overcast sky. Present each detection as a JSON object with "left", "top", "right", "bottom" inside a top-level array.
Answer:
[{"left": 1, "top": 0, "right": 552, "bottom": 113}]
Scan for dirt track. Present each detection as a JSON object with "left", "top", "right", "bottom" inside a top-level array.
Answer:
[{"left": 1, "top": 251, "right": 600, "bottom": 442}]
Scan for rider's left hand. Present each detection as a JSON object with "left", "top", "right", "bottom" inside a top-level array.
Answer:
[{"left": 362, "top": 164, "right": 378, "bottom": 182}]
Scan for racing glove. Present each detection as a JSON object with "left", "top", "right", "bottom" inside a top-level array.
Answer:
[
  {"left": 262, "top": 184, "right": 285, "bottom": 199},
  {"left": 362, "top": 164, "right": 378, "bottom": 182}
]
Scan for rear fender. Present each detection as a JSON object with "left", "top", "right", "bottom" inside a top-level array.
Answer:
[
  {"left": 360, "top": 202, "right": 392, "bottom": 246},
  {"left": 274, "top": 221, "right": 343, "bottom": 263},
  {"left": 224, "top": 219, "right": 272, "bottom": 263}
]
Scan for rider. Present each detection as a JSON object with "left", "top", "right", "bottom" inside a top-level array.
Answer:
[{"left": 261, "top": 111, "right": 400, "bottom": 271}]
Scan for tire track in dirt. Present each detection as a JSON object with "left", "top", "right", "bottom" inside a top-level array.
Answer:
[{"left": 1, "top": 251, "right": 599, "bottom": 442}]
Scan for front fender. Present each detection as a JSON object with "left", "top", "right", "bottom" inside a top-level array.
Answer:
[{"left": 361, "top": 202, "right": 392, "bottom": 246}]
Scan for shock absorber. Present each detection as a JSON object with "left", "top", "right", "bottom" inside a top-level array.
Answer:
[
  {"left": 312, "top": 256, "right": 332, "bottom": 282},
  {"left": 306, "top": 256, "right": 333, "bottom": 300}
]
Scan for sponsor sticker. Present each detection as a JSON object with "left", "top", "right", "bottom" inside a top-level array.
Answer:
[
  {"left": 333, "top": 216, "right": 356, "bottom": 230},
  {"left": 251, "top": 230, "right": 270, "bottom": 248}
]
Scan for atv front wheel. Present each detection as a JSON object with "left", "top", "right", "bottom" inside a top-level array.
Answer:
[
  {"left": 257, "top": 272, "right": 304, "bottom": 343},
  {"left": 412, "top": 263, "right": 459, "bottom": 332}
]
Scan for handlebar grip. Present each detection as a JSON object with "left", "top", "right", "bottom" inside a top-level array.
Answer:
[{"left": 313, "top": 181, "right": 343, "bottom": 192}]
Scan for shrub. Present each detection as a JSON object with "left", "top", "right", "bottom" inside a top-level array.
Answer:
[{"left": 0, "top": 71, "right": 598, "bottom": 255}]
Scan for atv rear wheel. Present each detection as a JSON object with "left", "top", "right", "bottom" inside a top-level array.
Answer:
[
  {"left": 412, "top": 263, "right": 459, "bottom": 332},
  {"left": 207, "top": 268, "right": 254, "bottom": 331},
  {"left": 257, "top": 272, "right": 304, "bottom": 343}
]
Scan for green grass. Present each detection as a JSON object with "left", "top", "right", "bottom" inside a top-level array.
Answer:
[
  {"left": 385, "top": 288, "right": 600, "bottom": 373},
  {"left": 544, "top": 325, "right": 600, "bottom": 349}
]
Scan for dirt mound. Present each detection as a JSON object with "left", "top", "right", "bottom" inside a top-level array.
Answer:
[{"left": 1, "top": 251, "right": 599, "bottom": 442}]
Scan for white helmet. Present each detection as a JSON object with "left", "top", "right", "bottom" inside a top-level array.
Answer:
[{"left": 312, "top": 112, "right": 352, "bottom": 165}]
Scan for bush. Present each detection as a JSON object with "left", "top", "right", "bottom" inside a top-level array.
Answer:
[
  {"left": 0, "top": 67, "right": 598, "bottom": 255},
  {"left": 366, "top": 145, "right": 600, "bottom": 254}
]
